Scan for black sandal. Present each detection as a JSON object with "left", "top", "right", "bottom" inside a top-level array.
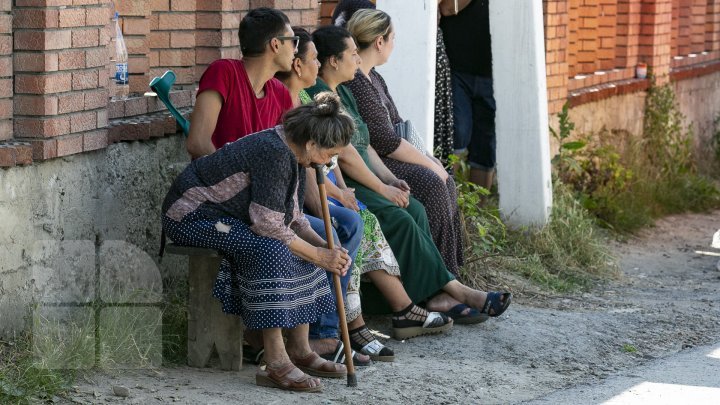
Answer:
[
  {"left": 349, "top": 326, "right": 395, "bottom": 362},
  {"left": 318, "top": 340, "right": 372, "bottom": 367},
  {"left": 391, "top": 303, "right": 453, "bottom": 340},
  {"left": 480, "top": 292, "right": 512, "bottom": 317}
]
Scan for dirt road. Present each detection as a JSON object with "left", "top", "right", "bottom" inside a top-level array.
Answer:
[{"left": 65, "top": 211, "right": 720, "bottom": 404}]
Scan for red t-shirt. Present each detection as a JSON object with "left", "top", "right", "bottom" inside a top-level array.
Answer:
[{"left": 197, "top": 59, "right": 293, "bottom": 148}]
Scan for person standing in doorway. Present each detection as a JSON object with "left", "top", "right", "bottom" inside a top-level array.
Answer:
[{"left": 440, "top": 0, "right": 496, "bottom": 189}]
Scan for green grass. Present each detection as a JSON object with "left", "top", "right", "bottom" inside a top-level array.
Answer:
[{"left": 458, "top": 180, "right": 620, "bottom": 293}]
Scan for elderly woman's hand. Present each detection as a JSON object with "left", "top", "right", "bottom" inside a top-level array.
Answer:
[
  {"left": 337, "top": 188, "right": 360, "bottom": 212},
  {"left": 380, "top": 184, "right": 410, "bottom": 208},
  {"left": 316, "top": 246, "right": 352, "bottom": 276}
]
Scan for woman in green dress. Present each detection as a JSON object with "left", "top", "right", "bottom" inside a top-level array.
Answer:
[{"left": 306, "top": 25, "right": 512, "bottom": 326}]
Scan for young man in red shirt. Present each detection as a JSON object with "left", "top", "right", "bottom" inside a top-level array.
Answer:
[{"left": 185, "top": 7, "right": 367, "bottom": 370}]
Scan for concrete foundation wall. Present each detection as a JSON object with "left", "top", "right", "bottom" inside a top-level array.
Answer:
[
  {"left": 0, "top": 137, "right": 189, "bottom": 339},
  {"left": 558, "top": 73, "right": 720, "bottom": 163}
]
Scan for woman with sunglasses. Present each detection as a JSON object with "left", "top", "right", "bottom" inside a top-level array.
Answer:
[
  {"left": 307, "top": 25, "right": 512, "bottom": 328},
  {"left": 277, "top": 27, "right": 400, "bottom": 362}
]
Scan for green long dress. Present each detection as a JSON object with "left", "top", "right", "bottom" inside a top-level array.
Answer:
[{"left": 306, "top": 80, "right": 454, "bottom": 304}]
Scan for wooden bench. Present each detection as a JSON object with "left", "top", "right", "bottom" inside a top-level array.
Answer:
[{"left": 164, "top": 243, "right": 245, "bottom": 371}]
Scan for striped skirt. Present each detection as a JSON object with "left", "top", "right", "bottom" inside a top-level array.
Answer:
[{"left": 162, "top": 211, "right": 335, "bottom": 330}]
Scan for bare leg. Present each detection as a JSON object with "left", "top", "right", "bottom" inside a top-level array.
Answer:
[
  {"left": 285, "top": 323, "right": 313, "bottom": 359},
  {"left": 262, "top": 327, "right": 291, "bottom": 367},
  {"left": 426, "top": 280, "right": 488, "bottom": 312},
  {"left": 365, "top": 270, "right": 413, "bottom": 312}
]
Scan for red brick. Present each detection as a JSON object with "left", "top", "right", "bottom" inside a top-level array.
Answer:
[
  {"left": 57, "top": 92, "right": 85, "bottom": 114},
  {"left": 0, "top": 119, "right": 11, "bottom": 141},
  {"left": 158, "top": 13, "right": 195, "bottom": 30},
  {"left": 73, "top": 0, "right": 102, "bottom": 5},
  {"left": 301, "top": 9, "right": 317, "bottom": 26},
  {"left": 129, "top": 73, "right": 150, "bottom": 94},
  {"left": 72, "top": 69, "right": 99, "bottom": 90},
  {"left": 124, "top": 97, "right": 148, "bottom": 116},
  {"left": 0, "top": 98, "right": 11, "bottom": 119},
  {"left": 158, "top": 49, "right": 195, "bottom": 66},
  {"left": 0, "top": 14, "right": 10, "bottom": 34},
  {"left": 96, "top": 109, "right": 108, "bottom": 128},
  {"left": 170, "top": 32, "right": 195, "bottom": 48},
  {"left": 14, "top": 94, "right": 59, "bottom": 116},
  {"left": 15, "top": 73, "right": 72, "bottom": 94},
  {"left": 85, "top": 47, "right": 109, "bottom": 68},
  {"left": 56, "top": 133, "right": 83, "bottom": 156},
  {"left": 24, "top": 138, "right": 57, "bottom": 160},
  {"left": 59, "top": 8, "right": 86, "bottom": 28},
  {"left": 13, "top": 9, "right": 59, "bottom": 29},
  {"left": 125, "top": 36, "right": 150, "bottom": 54},
  {"left": 123, "top": 17, "right": 150, "bottom": 35},
  {"left": 14, "top": 30, "right": 72, "bottom": 50},
  {"left": 151, "top": 0, "right": 170, "bottom": 11},
  {"left": 0, "top": 36, "right": 10, "bottom": 56},
  {"left": 0, "top": 56, "right": 10, "bottom": 77},
  {"left": 70, "top": 110, "right": 97, "bottom": 132},
  {"left": 118, "top": 0, "right": 149, "bottom": 16},
  {"left": 128, "top": 55, "right": 149, "bottom": 74},
  {"left": 84, "top": 88, "right": 109, "bottom": 110},
  {"left": 14, "top": 52, "right": 59, "bottom": 72},
  {"left": 14, "top": 143, "right": 33, "bottom": 165},
  {"left": 58, "top": 50, "right": 86, "bottom": 70},
  {"left": 14, "top": 115, "right": 71, "bottom": 137},
  {"left": 171, "top": 0, "right": 195, "bottom": 11},
  {"left": 0, "top": 78, "right": 11, "bottom": 98},
  {"left": 72, "top": 28, "right": 100, "bottom": 48},
  {"left": 83, "top": 129, "right": 108, "bottom": 151},
  {"left": 15, "top": 0, "right": 73, "bottom": 5},
  {"left": 86, "top": 6, "right": 111, "bottom": 26},
  {"left": 0, "top": 144, "right": 15, "bottom": 166}
]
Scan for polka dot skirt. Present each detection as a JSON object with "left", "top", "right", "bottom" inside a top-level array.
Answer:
[{"left": 163, "top": 212, "right": 335, "bottom": 330}]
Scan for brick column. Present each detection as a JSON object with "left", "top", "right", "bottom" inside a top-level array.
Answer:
[
  {"left": 616, "top": 0, "right": 642, "bottom": 68},
  {"left": 544, "top": 0, "right": 569, "bottom": 114},
  {"left": 0, "top": 0, "right": 11, "bottom": 141},
  {"left": 707, "top": 0, "right": 720, "bottom": 51},
  {"left": 277, "top": 0, "right": 320, "bottom": 30},
  {"left": 597, "top": 0, "right": 617, "bottom": 71},
  {"left": 319, "top": 0, "right": 338, "bottom": 26},
  {"left": 576, "top": 0, "right": 599, "bottom": 74},
  {"left": 150, "top": 0, "right": 196, "bottom": 88},
  {"left": 117, "top": 0, "right": 150, "bottom": 94},
  {"left": 677, "top": 0, "right": 691, "bottom": 55},
  {"left": 639, "top": 0, "right": 672, "bottom": 84},
  {"left": 195, "top": 1, "right": 245, "bottom": 83},
  {"left": 689, "top": 0, "right": 706, "bottom": 54},
  {"left": 14, "top": 0, "right": 112, "bottom": 161}
]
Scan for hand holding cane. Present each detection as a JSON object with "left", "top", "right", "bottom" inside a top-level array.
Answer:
[{"left": 314, "top": 164, "right": 357, "bottom": 387}]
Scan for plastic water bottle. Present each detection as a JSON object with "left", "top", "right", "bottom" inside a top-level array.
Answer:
[{"left": 111, "top": 12, "right": 129, "bottom": 100}]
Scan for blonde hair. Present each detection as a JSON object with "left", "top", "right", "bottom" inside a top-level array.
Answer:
[{"left": 346, "top": 9, "right": 392, "bottom": 51}]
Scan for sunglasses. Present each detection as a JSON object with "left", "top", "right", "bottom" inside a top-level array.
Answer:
[{"left": 276, "top": 35, "right": 300, "bottom": 52}]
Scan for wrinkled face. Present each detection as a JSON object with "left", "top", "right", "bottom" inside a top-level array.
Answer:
[
  {"left": 297, "top": 42, "right": 321, "bottom": 88},
  {"left": 336, "top": 37, "right": 361, "bottom": 82},
  {"left": 302, "top": 143, "right": 344, "bottom": 168}
]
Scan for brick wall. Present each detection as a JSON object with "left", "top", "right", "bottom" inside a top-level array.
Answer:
[{"left": 0, "top": 0, "right": 322, "bottom": 168}]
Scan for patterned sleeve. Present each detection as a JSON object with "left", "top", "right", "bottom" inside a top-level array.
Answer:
[
  {"left": 289, "top": 166, "right": 312, "bottom": 235},
  {"left": 248, "top": 143, "right": 298, "bottom": 245},
  {"left": 346, "top": 72, "right": 402, "bottom": 157}
]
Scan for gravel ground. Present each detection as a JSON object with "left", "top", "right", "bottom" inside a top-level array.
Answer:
[{"left": 62, "top": 210, "right": 720, "bottom": 404}]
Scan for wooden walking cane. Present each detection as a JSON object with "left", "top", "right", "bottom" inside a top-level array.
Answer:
[{"left": 314, "top": 164, "right": 357, "bottom": 387}]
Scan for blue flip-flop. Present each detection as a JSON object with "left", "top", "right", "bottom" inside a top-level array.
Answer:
[{"left": 442, "top": 304, "right": 489, "bottom": 325}]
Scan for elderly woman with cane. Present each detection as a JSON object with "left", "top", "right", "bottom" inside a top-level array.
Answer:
[{"left": 161, "top": 92, "right": 355, "bottom": 393}]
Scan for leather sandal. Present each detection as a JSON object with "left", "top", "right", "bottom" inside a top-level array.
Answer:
[
  {"left": 291, "top": 351, "right": 347, "bottom": 379},
  {"left": 255, "top": 362, "right": 322, "bottom": 392},
  {"left": 480, "top": 292, "right": 512, "bottom": 317}
]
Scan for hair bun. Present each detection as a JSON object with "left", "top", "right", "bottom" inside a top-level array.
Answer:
[{"left": 311, "top": 92, "right": 341, "bottom": 116}]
